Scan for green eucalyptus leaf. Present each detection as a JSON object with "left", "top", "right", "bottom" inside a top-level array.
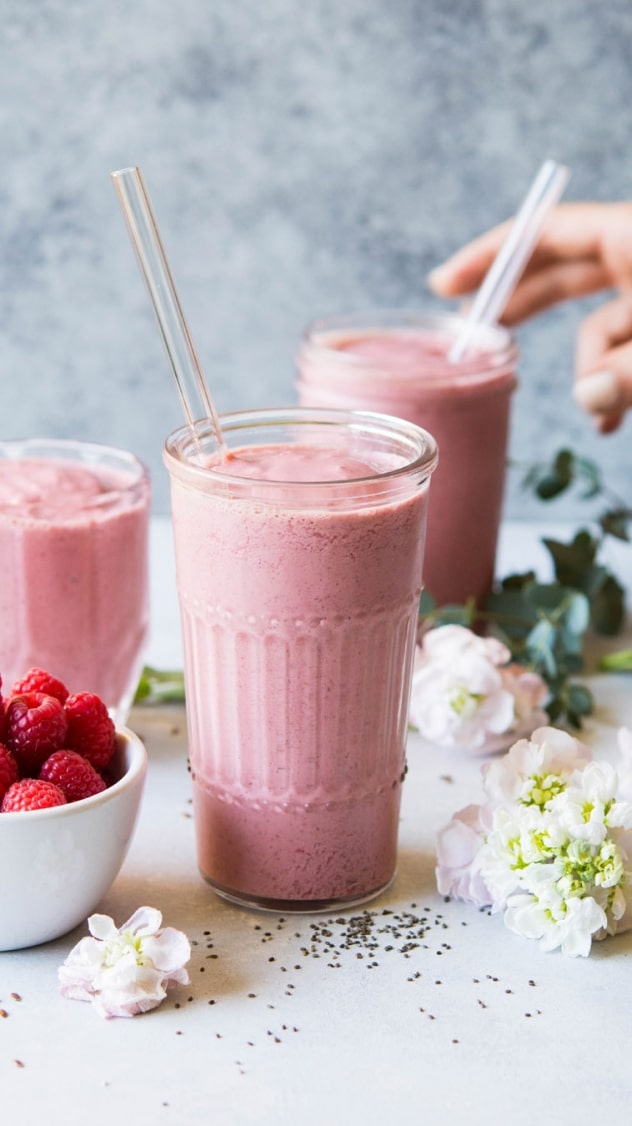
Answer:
[
  {"left": 484, "top": 587, "right": 538, "bottom": 639},
  {"left": 418, "top": 589, "right": 436, "bottom": 617},
  {"left": 542, "top": 531, "right": 598, "bottom": 586},
  {"left": 500, "top": 570, "right": 537, "bottom": 591},
  {"left": 599, "top": 648, "right": 632, "bottom": 672},
  {"left": 535, "top": 473, "right": 568, "bottom": 500},
  {"left": 545, "top": 695, "right": 564, "bottom": 723},
  {"left": 566, "top": 683, "right": 594, "bottom": 718},
  {"left": 419, "top": 597, "right": 477, "bottom": 629},
  {"left": 553, "top": 448, "right": 575, "bottom": 483},
  {"left": 599, "top": 507, "right": 631, "bottom": 542},
  {"left": 523, "top": 582, "right": 576, "bottom": 617},
  {"left": 526, "top": 619, "right": 558, "bottom": 676},
  {"left": 560, "top": 590, "right": 591, "bottom": 638},
  {"left": 433, "top": 603, "right": 477, "bottom": 627},
  {"left": 133, "top": 666, "right": 186, "bottom": 705},
  {"left": 590, "top": 573, "right": 626, "bottom": 636}
]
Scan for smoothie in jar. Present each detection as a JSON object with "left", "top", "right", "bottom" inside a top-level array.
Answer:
[
  {"left": 297, "top": 311, "right": 518, "bottom": 607},
  {"left": 164, "top": 408, "right": 437, "bottom": 911},
  {"left": 0, "top": 440, "right": 150, "bottom": 721}
]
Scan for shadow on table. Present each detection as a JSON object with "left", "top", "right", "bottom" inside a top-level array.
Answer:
[{"left": 388, "top": 847, "right": 441, "bottom": 906}]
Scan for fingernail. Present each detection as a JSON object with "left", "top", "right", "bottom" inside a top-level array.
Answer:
[
  {"left": 427, "top": 265, "right": 449, "bottom": 290},
  {"left": 573, "top": 371, "right": 621, "bottom": 413}
]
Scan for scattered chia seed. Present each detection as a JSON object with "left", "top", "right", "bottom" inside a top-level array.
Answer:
[{"left": 182, "top": 897, "right": 544, "bottom": 1058}]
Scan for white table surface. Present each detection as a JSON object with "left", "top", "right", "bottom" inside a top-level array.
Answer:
[{"left": 4, "top": 518, "right": 632, "bottom": 1126}]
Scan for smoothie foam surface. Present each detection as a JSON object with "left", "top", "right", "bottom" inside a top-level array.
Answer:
[{"left": 0, "top": 459, "right": 138, "bottom": 521}]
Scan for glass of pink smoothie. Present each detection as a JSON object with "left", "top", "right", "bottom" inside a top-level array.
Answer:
[
  {"left": 164, "top": 407, "right": 438, "bottom": 912},
  {"left": 297, "top": 310, "right": 518, "bottom": 607},
  {"left": 0, "top": 439, "right": 150, "bottom": 723}
]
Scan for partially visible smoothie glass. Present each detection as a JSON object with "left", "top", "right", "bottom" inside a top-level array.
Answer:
[
  {"left": 297, "top": 311, "right": 518, "bottom": 607},
  {"left": 164, "top": 408, "right": 437, "bottom": 911},
  {"left": 0, "top": 439, "right": 150, "bottom": 723}
]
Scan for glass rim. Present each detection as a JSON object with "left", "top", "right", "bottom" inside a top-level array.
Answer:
[
  {"left": 0, "top": 437, "right": 149, "bottom": 491},
  {"left": 163, "top": 406, "right": 438, "bottom": 492},
  {"left": 299, "top": 307, "right": 519, "bottom": 376}
]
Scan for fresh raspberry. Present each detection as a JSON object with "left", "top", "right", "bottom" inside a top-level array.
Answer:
[
  {"left": 0, "top": 744, "right": 19, "bottom": 802},
  {"left": 10, "top": 667, "right": 69, "bottom": 703},
  {"left": 40, "top": 749, "right": 107, "bottom": 803},
  {"left": 64, "top": 693, "right": 116, "bottom": 770},
  {"left": 1, "top": 777, "right": 67, "bottom": 812},
  {"left": 5, "top": 692, "right": 68, "bottom": 775}
]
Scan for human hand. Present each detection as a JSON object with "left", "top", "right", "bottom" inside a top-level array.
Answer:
[{"left": 429, "top": 202, "right": 632, "bottom": 433}]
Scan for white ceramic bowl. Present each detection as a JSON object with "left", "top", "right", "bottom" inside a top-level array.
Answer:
[{"left": 0, "top": 727, "right": 147, "bottom": 951}]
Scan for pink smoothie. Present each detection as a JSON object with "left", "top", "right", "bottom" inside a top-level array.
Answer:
[
  {"left": 0, "top": 449, "right": 149, "bottom": 716},
  {"left": 165, "top": 418, "right": 436, "bottom": 910},
  {"left": 297, "top": 313, "right": 518, "bottom": 607}
]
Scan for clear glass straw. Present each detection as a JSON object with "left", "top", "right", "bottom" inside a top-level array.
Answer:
[
  {"left": 448, "top": 159, "right": 570, "bottom": 362},
  {"left": 111, "top": 166, "right": 225, "bottom": 449}
]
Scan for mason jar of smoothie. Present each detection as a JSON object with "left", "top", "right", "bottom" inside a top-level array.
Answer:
[
  {"left": 164, "top": 407, "right": 437, "bottom": 912},
  {"left": 0, "top": 439, "right": 150, "bottom": 723},
  {"left": 297, "top": 310, "right": 518, "bottom": 607}
]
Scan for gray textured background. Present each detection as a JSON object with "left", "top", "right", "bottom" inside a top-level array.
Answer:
[{"left": 1, "top": 0, "right": 631, "bottom": 517}]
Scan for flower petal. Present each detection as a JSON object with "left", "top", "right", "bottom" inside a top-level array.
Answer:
[
  {"left": 122, "top": 906, "right": 163, "bottom": 936},
  {"left": 87, "top": 914, "right": 118, "bottom": 941}
]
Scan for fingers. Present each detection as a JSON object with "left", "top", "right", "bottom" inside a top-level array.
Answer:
[
  {"left": 428, "top": 199, "right": 632, "bottom": 432},
  {"left": 573, "top": 296, "right": 632, "bottom": 433},
  {"left": 428, "top": 202, "right": 614, "bottom": 316},
  {"left": 428, "top": 221, "right": 510, "bottom": 297},
  {"left": 490, "top": 260, "right": 610, "bottom": 326}
]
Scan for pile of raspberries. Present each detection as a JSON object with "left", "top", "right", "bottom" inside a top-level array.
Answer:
[{"left": 0, "top": 667, "right": 117, "bottom": 813}]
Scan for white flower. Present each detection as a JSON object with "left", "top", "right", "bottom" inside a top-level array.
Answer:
[
  {"left": 434, "top": 724, "right": 632, "bottom": 957},
  {"left": 482, "top": 726, "right": 591, "bottom": 806},
  {"left": 59, "top": 907, "right": 191, "bottom": 1019},
  {"left": 479, "top": 803, "right": 566, "bottom": 909},
  {"left": 410, "top": 625, "right": 548, "bottom": 753},
  {"left": 504, "top": 890, "right": 607, "bottom": 958},
  {"left": 549, "top": 761, "right": 632, "bottom": 844}
]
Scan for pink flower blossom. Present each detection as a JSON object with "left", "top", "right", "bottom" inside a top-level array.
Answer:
[
  {"left": 435, "top": 802, "right": 494, "bottom": 906},
  {"left": 410, "top": 625, "right": 548, "bottom": 753},
  {"left": 59, "top": 907, "right": 191, "bottom": 1018}
]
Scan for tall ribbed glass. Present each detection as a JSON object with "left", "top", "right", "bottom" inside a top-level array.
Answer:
[{"left": 164, "top": 408, "right": 437, "bottom": 911}]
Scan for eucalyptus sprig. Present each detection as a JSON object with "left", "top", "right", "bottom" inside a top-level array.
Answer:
[
  {"left": 420, "top": 447, "right": 630, "bottom": 729},
  {"left": 521, "top": 447, "right": 629, "bottom": 636},
  {"left": 419, "top": 575, "right": 593, "bottom": 729}
]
